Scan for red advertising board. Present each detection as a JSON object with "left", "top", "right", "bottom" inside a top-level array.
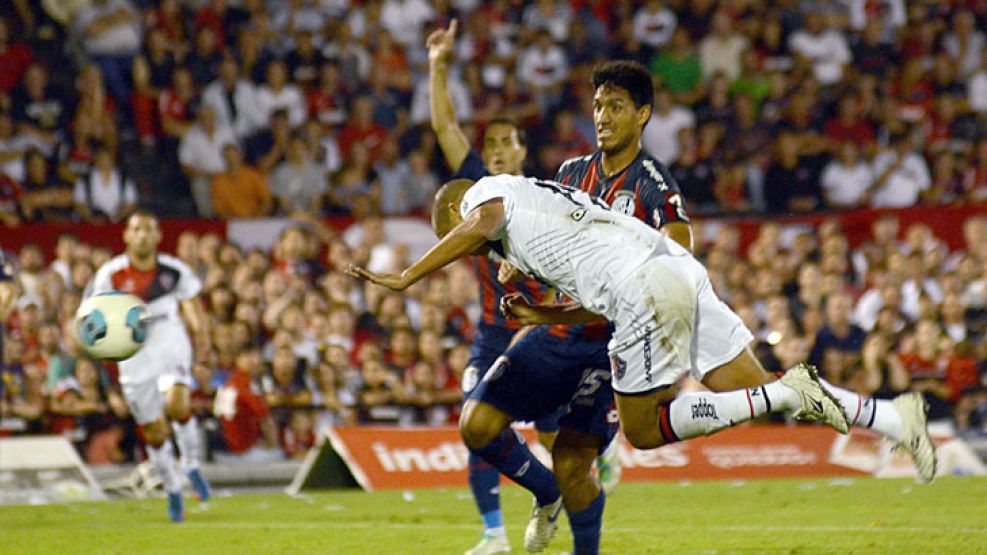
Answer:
[{"left": 325, "top": 424, "right": 868, "bottom": 492}]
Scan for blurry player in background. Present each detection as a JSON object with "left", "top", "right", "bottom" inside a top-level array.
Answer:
[
  {"left": 88, "top": 212, "right": 211, "bottom": 522},
  {"left": 429, "top": 20, "right": 569, "bottom": 554}
]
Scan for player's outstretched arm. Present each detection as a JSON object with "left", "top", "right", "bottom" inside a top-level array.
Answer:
[
  {"left": 427, "top": 20, "right": 470, "bottom": 173},
  {"left": 500, "top": 292, "right": 607, "bottom": 326},
  {"left": 346, "top": 200, "right": 504, "bottom": 291}
]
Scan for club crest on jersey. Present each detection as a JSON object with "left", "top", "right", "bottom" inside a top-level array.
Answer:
[
  {"left": 160, "top": 272, "right": 175, "bottom": 290},
  {"left": 611, "top": 191, "right": 636, "bottom": 215}
]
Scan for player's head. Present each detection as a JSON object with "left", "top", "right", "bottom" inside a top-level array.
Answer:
[
  {"left": 591, "top": 61, "right": 654, "bottom": 155},
  {"left": 431, "top": 178, "right": 474, "bottom": 239},
  {"left": 482, "top": 118, "right": 527, "bottom": 176},
  {"left": 124, "top": 211, "right": 162, "bottom": 258}
]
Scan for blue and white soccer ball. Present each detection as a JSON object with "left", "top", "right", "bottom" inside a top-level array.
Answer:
[{"left": 75, "top": 292, "right": 149, "bottom": 361}]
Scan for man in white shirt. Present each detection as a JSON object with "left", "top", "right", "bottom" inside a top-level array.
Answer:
[
  {"left": 380, "top": 0, "right": 434, "bottom": 48},
  {"left": 71, "top": 0, "right": 142, "bottom": 104},
  {"left": 632, "top": 0, "right": 676, "bottom": 50},
  {"left": 699, "top": 10, "right": 748, "bottom": 81},
  {"left": 821, "top": 142, "right": 874, "bottom": 208},
  {"left": 642, "top": 89, "right": 695, "bottom": 164},
  {"left": 202, "top": 56, "right": 264, "bottom": 141},
  {"left": 869, "top": 132, "right": 931, "bottom": 208},
  {"left": 179, "top": 105, "right": 236, "bottom": 217},
  {"left": 968, "top": 51, "right": 987, "bottom": 114},
  {"left": 943, "top": 11, "right": 985, "bottom": 79},
  {"left": 256, "top": 60, "right": 306, "bottom": 128},
  {"left": 788, "top": 11, "right": 852, "bottom": 86},
  {"left": 73, "top": 144, "right": 137, "bottom": 221},
  {"left": 516, "top": 31, "right": 569, "bottom": 113}
]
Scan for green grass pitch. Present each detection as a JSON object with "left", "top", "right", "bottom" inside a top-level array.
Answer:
[{"left": 1, "top": 477, "right": 985, "bottom": 554}]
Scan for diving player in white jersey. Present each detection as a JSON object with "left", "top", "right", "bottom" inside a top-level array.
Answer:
[
  {"left": 346, "top": 175, "right": 899, "bottom": 498},
  {"left": 88, "top": 212, "right": 211, "bottom": 522}
]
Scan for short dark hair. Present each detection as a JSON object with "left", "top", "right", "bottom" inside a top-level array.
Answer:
[
  {"left": 486, "top": 117, "right": 527, "bottom": 147},
  {"left": 591, "top": 61, "right": 654, "bottom": 109}
]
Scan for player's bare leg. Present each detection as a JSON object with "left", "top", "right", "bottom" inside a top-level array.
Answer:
[
  {"left": 164, "top": 383, "right": 211, "bottom": 500},
  {"left": 459, "top": 400, "right": 562, "bottom": 552},
  {"left": 552, "top": 428, "right": 605, "bottom": 555},
  {"left": 702, "top": 347, "right": 936, "bottom": 482},
  {"left": 142, "top": 417, "right": 185, "bottom": 522},
  {"left": 616, "top": 348, "right": 848, "bottom": 451}
]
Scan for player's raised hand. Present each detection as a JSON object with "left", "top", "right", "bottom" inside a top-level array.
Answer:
[
  {"left": 344, "top": 264, "right": 410, "bottom": 291},
  {"left": 426, "top": 19, "right": 457, "bottom": 64}
]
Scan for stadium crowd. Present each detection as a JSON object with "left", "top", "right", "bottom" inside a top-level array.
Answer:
[{"left": 1, "top": 0, "right": 987, "bottom": 464}]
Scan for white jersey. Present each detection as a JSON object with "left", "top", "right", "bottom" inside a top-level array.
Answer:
[
  {"left": 89, "top": 253, "right": 201, "bottom": 384},
  {"left": 461, "top": 174, "right": 685, "bottom": 326}
]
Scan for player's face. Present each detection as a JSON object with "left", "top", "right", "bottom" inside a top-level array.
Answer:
[
  {"left": 593, "top": 85, "right": 650, "bottom": 155},
  {"left": 482, "top": 123, "right": 526, "bottom": 175},
  {"left": 124, "top": 215, "right": 162, "bottom": 257}
]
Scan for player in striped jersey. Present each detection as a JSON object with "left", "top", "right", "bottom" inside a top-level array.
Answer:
[
  {"left": 87, "top": 212, "right": 212, "bottom": 522},
  {"left": 428, "top": 21, "right": 567, "bottom": 555}
]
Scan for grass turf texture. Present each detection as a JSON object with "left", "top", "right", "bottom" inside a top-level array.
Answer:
[{"left": 1, "top": 477, "right": 984, "bottom": 554}]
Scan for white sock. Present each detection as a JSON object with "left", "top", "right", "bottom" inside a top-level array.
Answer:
[
  {"left": 819, "top": 380, "right": 904, "bottom": 442},
  {"left": 666, "top": 390, "right": 771, "bottom": 440},
  {"left": 488, "top": 526, "right": 507, "bottom": 539},
  {"left": 147, "top": 441, "right": 184, "bottom": 494},
  {"left": 171, "top": 417, "right": 201, "bottom": 472}
]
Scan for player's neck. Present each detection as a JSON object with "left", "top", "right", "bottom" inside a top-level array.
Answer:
[
  {"left": 600, "top": 142, "right": 641, "bottom": 178},
  {"left": 129, "top": 252, "right": 157, "bottom": 271}
]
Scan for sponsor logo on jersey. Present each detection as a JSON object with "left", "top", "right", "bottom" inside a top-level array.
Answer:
[
  {"left": 691, "top": 398, "right": 718, "bottom": 420},
  {"left": 611, "top": 191, "right": 636, "bottom": 215}
]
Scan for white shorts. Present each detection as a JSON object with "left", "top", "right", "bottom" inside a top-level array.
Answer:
[
  {"left": 608, "top": 253, "right": 753, "bottom": 395},
  {"left": 121, "top": 368, "right": 193, "bottom": 425}
]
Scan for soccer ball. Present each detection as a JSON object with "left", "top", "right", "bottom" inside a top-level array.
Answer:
[{"left": 75, "top": 292, "right": 149, "bottom": 361}]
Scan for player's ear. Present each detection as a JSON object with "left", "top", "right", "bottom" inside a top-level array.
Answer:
[{"left": 636, "top": 104, "right": 652, "bottom": 128}]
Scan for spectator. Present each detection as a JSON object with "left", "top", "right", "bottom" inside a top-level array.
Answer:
[
  {"left": 263, "top": 346, "right": 312, "bottom": 410},
  {"left": 214, "top": 346, "right": 282, "bottom": 462},
  {"left": 969, "top": 51, "right": 987, "bottom": 114},
  {"left": 522, "top": 0, "right": 573, "bottom": 43},
  {"left": 788, "top": 10, "right": 851, "bottom": 87},
  {"left": 308, "top": 62, "right": 349, "bottom": 129},
  {"left": 270, "top": 135, "right": 327, "bottom": 214},
  {"left": 202, "top": 55, "right": 262, "bottom": 141},
  {"left": 764, "top": 133, "right": 821, "bottom": 213},
  {"left": 19, "top": 149, "right": 73, "bottom": 222},
  {"left": 698, "top": 10, "right": 747, "bottom": 81},
  {"left": 71, "top": 0, "right": 142, "bottom": 105},
  {"left": 821, "top": 142, "right": 874, "bottom": 209},
  {"left": 179, "top": 104, "right": 236, "bottom": 217},
  {"left": 650, "top": 28, "right": 702, "bottom": 103},
  {"left": 374, "top": 137, "right": 413, "bottom": 216},
  {"left": 185, "top": 26, "right": 222, "bottom": 86},
  {"left": 0, "top": 111, "right": 32, "bottom": 183},
  {"left": 943, "top": 11, "right": 985, "bottom": 79},
  {"left": 516, "top": 30, "right": 569, "bottom": 114},
  {"left": 380, "top": 0, "right": 434, "bottom": 49},
  {"left": 337, "top": 96, "right": 387, "bottom": 160},
  {"left": 870, "top": 131, "right": 932, "bottom": 208},
  {"left": 73, "top": 144, "right": 137, "bottom": 222},
  {"left": 632, "top": 0, "right": 677, "bottom": 52},
  {"left": 823, "top": 95, "right": 876, "bottom": 155},
  {"left": 321, "top": 22, "right": 371, "bottom": 85},
  {"left": 0, "top": 17, "right": 33, "bottom": 95},
  {"left": 286, "top": 31, "right": 324, "bottom": 90},
  {"left": 963, "top": 138, "right": 987, "bottom": 201},
  {"left": 642, "top": 88, "right": 695, "bottom": 165},
  {"left": 810, "top": 293, "right": 867, "bottom": 376},
  {"left": 256, "top": 60, "right": 306, "bottom": 128},
  {"left": 12, "top": 64, "right": 69, "bottom": 148},
  {"left": 211, "top": 143, "right": 272, "bottom": 219}
]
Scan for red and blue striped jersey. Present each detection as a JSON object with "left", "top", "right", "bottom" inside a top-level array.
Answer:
[
  {"left": 549, "top": 149, "right": 690, "bottom": 339},
  {"left": 456, "top": 150, "right": 547, "bottom": 329}
]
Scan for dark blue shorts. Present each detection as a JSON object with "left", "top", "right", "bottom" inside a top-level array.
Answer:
[
  {"left": 467, "top": 323, "right": 562, "bottom": 433},
  {"left": 470, "top": 326, "right": 617, "bottom": 450}
]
